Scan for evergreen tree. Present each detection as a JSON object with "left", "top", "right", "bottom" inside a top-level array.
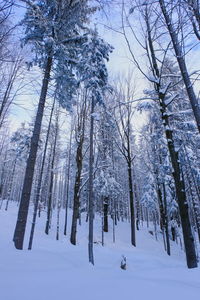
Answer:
[
  {"left": 78, "top": 29, "right": 113, "bottom": 264},
  {"left": 13, "top": 0, "right": 93, "bottom": 250}
]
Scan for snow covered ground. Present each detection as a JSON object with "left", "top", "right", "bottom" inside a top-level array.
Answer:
[{"left": 0, "top": 203, "right": 200, "bottom": 300}]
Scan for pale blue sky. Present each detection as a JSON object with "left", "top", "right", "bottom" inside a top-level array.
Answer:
[{"left": 8, "top": 1, "right": 200, "bottom": 133}]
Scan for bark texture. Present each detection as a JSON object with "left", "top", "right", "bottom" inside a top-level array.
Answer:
[{"left": 13, "top": 56, "right": 52, "bottom": 250}]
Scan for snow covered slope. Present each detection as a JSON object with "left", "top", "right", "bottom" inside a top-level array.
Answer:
[{"left": 0, "top": 203, "right": 200, "bottom": 300}]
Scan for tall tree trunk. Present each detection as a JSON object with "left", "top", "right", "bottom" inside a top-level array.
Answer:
[
  {"left": 40, "top": 149, "right": 52, "bottom": 211},
  {"left": 161, "top": 99, "right": 198, "bottom": 268},
  {"left": 70, "top": 98, "right": 87, "bottom": 244},
  {"left": 157, "top": 184, "right": 165, "bottom": 231},
  {"left": 127, "top": 158, "right": 136, "bottom": 246},
  {"left": 56, "top": 200, "right": 61, "bottom": 241},
  {"left": 28, "top": 96, "right": 55, "bottom": 250},
  {"left": 103, "top": 196, "right": 109, "bottom": 232},
  {"left": 45, "top": 110, "right": 59, "bottom": 235},
  {"left": 163, "top": 183, "right": 170, "bottom": 256},
  {"left": 13, "top": 55, "right": 52, "bottom": 250},
  {"left": 101, "top": 196, "right": 104, "bottom": 246},
  {"left": 157, "top": 180, "right": 170, "bottom": 255},
  {"left": 88, "top": 97, "right": 95, "bottom": 265},
  {"left": 70, "top": 142, "right": 83, "bottom": 245},
  {"left": 146, "top": 10, "right": 197, "bottom": 267},
  {"left": 63, "top": 124, "right": 73, "bottom": 235}
]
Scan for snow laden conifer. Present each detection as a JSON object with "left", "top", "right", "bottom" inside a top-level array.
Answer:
[
  {"left": 13, "top": 0, "right": 93, "bottom": 250},
  {"left": 77, "top": 29, "right": 113, "bottom": 264},
  {"left": 78, "top": 29, "right": 113, "bottom": 105},
  {"left": 10, "top": 123, "right": 32, "bottom": 161},
  {"left": 94, "top": 107, "right": 121, "bottom": 237}
]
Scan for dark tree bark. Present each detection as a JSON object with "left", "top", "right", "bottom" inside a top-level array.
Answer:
[
  {"left": 157, "top": 185, "right": 165, "bottom": 231},
  {"left": 126, "top": 105, "right": 136, "bottom": 246},
  {"left": 45, "top": 110, "right": 59, "bottom": 235},
  {"left": 103, "top": 197, "right": 109, "bottom": 232},
  {"left": 145, "top": 8, "right": 197, "bottom": 267},
  {"left": 127, "top": 159, "right": 136, "bottom": 246},
  {"left": 162, "top": 183, "right": 171, "bottom": 256},
  {"left": 70, "top": 142, "right": 84, "bottom": 245},
  {"left": 114, "top": 87, "right": 136, "bottom": 247},
  {"left": 160, "top": 95, "right": 197, "bottom": 268},
  {"left": 157, "top": 174, "right": 170, "bottom": 255},
  {"left": 13, "top": 55, "right": 52, "bottom": 250},
  {"left": 28, "top": 96, "right": 55, "bottom": 250},
  {"left": 70, "top": 99, "right": 87, "bottom": 245},
  {"left": 133, "top": 178, "right": 140, "bottom": 231},
  {"left": 56, "top": 201, "right": 61, "bottom": 241},
  {"left": 88, "top": 97, "right": 95, "bottom": 265}
]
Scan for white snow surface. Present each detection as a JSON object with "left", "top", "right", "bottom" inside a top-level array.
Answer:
[{"left": 0, "top": 203, "right": 200, "bottom": 300}]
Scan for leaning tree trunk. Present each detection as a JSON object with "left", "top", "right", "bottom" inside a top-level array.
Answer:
[
  {"left": 88, "top": 96, "right": 95, "bottom": 265},
  {"left": 28, "top": 96, "right": 55, "bottom": 250},
  {"left": 159, "top": 0, "right": 200, "bottom": 133},
  {"left": 161, "top": 98, "right": 198, "bottom": 268},
  {"left": 13, "top": 55, "right": 53, "bottom": 250}
]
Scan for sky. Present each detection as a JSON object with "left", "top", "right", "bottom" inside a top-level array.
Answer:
[
  {"left": 8, "top": 0, "right": 200, "bottom": 134},
  {"left": 9, "top": 1, "right": 144, "bottom": 132}
]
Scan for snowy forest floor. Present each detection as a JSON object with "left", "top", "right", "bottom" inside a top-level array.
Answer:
[{"left": 0, "top": 202, "right": 200, "bottom": 300}]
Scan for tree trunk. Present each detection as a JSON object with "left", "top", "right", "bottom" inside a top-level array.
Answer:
[
  {"left": 28, "top": 96, "right": 55, "bottom": 250},
  {"left": 70, "top": 142, "right": 83, "bottom": 245},
  {"left": 56, "top": 201, "right": 61, "bottom": 241},
  {"left": 161, "top": 99, "right": 197, "bottom": 268},
  {"left": 146, "top": 10, "right": 197, "bottom": 267},
  {"left": 159, "top": 0, "right": 200, "bottom": 133},
  {"left": 103, "top": 196, "right": 109, "bottom": 232},
  {"left": 163, "top": 183, "right": 171, "bottom": 256},
  {"left": 45, "top": 109, "right": 59, "bottom": 235},
  {"left": 157, "top": 185, "right": 165, "bottom": 231},
  {"left": 13, "top": 55, "right": 52, "bottom": 250},
  {"left": 63, "top": 124, "right": 73, "bottom": 235},
  {"left": 88, "top": 97, "right": 95, "bottom": 265},
  {"left": 127, "top": 159, "right": 136, "bottom": 246}
]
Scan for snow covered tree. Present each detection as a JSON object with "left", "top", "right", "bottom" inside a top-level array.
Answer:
[
  {"left": 0, "top": 1, "right": 24, "bottom": 128},
  {"left": 78, "top": 29, "right": 113, "bottom": 264},
  {"left": 94, "top": 107, "right": 122, "bottom": 237},
  {"left": 124, "top": 1, "right": 198, "bottom": 268},
  {"left": 70, "top": 91, "right": 88, "bottom": 245},
  {"left": 13, "top": 0, "right": 93, "bottom": 250},
  {"left": 113, "top": 75, "right": 137, "bottom": 247},
  {"left": 28, "top": 97, "right": 56, "bottom": 249},
  {"left": 158, "top": 0, "right": 200, "bottom": 133}
]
